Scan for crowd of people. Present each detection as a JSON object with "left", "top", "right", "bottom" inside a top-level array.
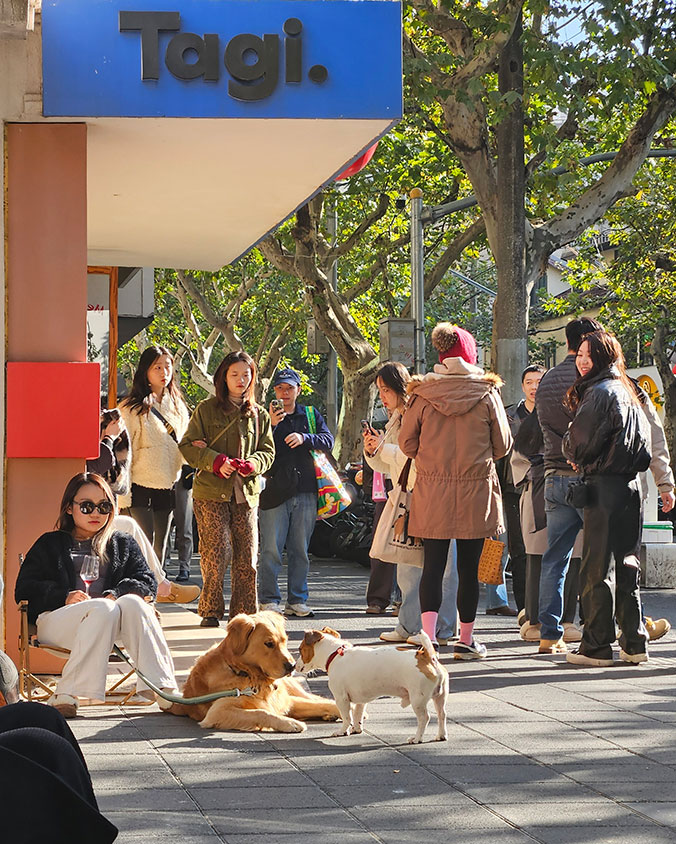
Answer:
[{"left": 6, "top": 316, "right": 674, "bottom": 725}]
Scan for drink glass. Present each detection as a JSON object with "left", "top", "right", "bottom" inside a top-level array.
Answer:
[{"left": 80, "top": 555, "right": 100, "bottom": 597}]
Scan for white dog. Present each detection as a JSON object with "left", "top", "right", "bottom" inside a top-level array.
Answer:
[{"left": 296, "top": 627, "right": 448, "bottom": 744}]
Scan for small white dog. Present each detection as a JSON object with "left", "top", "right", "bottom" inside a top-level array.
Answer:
[{"left": 296, "top": 627, "right": 448, "bottom": 744}]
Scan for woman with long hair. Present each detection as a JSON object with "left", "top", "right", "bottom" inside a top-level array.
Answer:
[
  {"left": 563, "top": 330, "right": 651, "bottom": 667},
  {"left": 15, "top": 473, "right": 177, "bottom": 718},
  {"left": 362, "top": 362, "right": 413, "bottom": 616},
  {"left": 119, "top": 345, "right": 190, "bottom": 566},
  {"left": 179, "top": 351, "right": 275, "bottom": 627},
  {"left": 399, "top": 323, "right": 512, "bottom": 657}
]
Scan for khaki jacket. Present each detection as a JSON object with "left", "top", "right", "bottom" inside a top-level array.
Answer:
[
  {"left": 398, "top": 358, "right": 512, "bottom": 540},
  {"left": 179, "top": 397, "right": 275, "bottom": 506}
]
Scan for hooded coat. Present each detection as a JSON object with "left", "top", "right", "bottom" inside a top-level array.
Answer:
[{"left": 398, "top": 358, "right": 512, "bottom": 540}]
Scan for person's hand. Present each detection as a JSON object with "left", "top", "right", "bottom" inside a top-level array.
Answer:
[
  {"left": 218, "top": 459, "right": 236, "bottom": 477},
  {"left": 567, "top": 459, "right": 580, "bottom": 473},
  {"left": 269, "top": 402, "right": 286, "bottom": 427},
  {"left": 104, "top": 594, "right": 117, "bottom": 601},
  {"left": 661, "top": 490, "right": 675, "bottom": 513},
  {"left": 236, "top": 460, "right": 255, "bottom": 477},
  {"left": 191, "top": 439, "right": 207, "bottom": 449},
  {"left": 65, "top": 590, "right": 89, "bottom": 605},
  {"left": 103, "top": 418, "right": 123, "bottom": 439},
  {"left": 363, "top": 431, "right": 383, "bottom": 455},
  {"left": 285, "top": 432, "right": 304, "bottom": 449}
]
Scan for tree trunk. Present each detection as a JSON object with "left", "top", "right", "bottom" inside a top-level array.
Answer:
[
  {"left": 335, "top": 364, "right": 378, "bottom": 466},
  {"left": 493, "top": 12, "right": 527, "bottom": 405}
]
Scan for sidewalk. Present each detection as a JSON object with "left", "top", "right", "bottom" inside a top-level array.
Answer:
[{"left": 71, "top": 559, "right": 676, "bottom": 844}]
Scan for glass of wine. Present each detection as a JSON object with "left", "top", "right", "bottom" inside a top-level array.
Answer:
[{"left": 80, "top": 555, "right": 100, "bottom": 597}]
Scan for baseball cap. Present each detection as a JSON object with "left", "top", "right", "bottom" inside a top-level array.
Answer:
[{"left": 272, "top": 368, "right": 301, "bottom": 387}]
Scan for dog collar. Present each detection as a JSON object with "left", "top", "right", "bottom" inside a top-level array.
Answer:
[
  {"left": 325, "top": 646, "right": 346, "bottom": 672},
  {"left": 227, "top": 665, "right": 249, "bottom": 678}
]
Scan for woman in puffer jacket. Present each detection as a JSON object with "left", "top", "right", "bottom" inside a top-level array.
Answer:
[{"left": 562, "top": 330, "right": 651, "bottom": 667}]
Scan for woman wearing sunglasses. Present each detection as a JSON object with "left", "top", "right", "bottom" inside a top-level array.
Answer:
[{"left": 15, "top": 473, "right": 178, "bottom": 719}]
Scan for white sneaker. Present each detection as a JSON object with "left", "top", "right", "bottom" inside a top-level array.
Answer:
[
  {"left": 562, "top": 622, "right": 583, "bottom": 643},
  {"left": 619, "top": 649, "right": 648, "bottom": 664},
  {"left": 566, "top": 649, "right": 614, "bottom": 667},
  {"left": 284, "top": 603, "right": 314, "bottom": 618},
  {"left": 407, "top": 633, "right": 429, "bottom": 646},
  {"left": 379, "top": 630, "right": 407, "bottom": 643},
  {"left": 260, "top": 602, "right": 283, "bottom": 614}
]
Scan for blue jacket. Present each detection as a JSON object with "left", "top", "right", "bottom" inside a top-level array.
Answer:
[{"left": 270, "top": 404, "right": 334, "bottom": 494}]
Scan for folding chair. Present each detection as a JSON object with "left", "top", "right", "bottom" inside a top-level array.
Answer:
[{"left": 16, "top": 555, "right": 148, "bottom": 707}]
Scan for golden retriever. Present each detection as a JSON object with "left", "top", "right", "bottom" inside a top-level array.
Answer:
[{"left": 166, "top": 611, "right": 340, "bottom": 732}]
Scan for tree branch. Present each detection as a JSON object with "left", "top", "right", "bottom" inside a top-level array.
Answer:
[
  {"left": 344, "top": 232, "right": 411, "bottom": 302},
  {"left": 257, "top": 235, "right": 296, "bottom": 276},
  {"left": 324, "top": 193, "right": 391, "bottom": 266}
]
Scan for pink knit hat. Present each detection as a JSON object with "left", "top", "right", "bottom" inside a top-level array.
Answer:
[{"left": 431, "top": 323, "right": 477, "bottom": 365}]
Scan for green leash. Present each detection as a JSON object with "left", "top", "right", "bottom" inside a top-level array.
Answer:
[{"left": 112, "top": 646, "right": 256, "bottom": 705}]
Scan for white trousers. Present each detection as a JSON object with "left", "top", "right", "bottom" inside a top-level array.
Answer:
[{"left": 36, "top": 594, "right": 176, "bottom": 702}]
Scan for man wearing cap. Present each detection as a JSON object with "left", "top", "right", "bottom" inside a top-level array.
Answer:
[{"left": 258, "top": 368, "right": 334, "bottom": 617}]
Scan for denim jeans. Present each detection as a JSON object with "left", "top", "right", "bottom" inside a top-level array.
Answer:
[
  {"left": 258, "top": 493, "right": 318, "bottom": 605},
  {"left": 394, "top": 542, "right": 458, "bottom": 638},
  {"left": 538, "top": 476, "right": 584, "bottom": 641}
]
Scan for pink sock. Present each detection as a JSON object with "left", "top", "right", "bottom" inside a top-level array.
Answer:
[
  {"left": 421, "top": 611, "right": 438, "bottom": 643},
  {"left": 459, "top": 622, "right": 474, "bottom": 646}
]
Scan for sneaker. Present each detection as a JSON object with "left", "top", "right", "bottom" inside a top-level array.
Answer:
[
  {"left": 539, "top": 638, "right": 567, "bottom": 654},
  {"left": 562, "top": 622, "right": 583, "bottom": 643},
  {"left": 645, "top": 617, "right": 671, "bottom": 641},
  {"left": 454, "top": 640, "right": 487, "bottom": 660},
  {"left": 517, "top": 609, "right": 527, "bottom": 627},
  {"left": 379, "top": 629, "right": 408, "bottom": 643},
  {"left": 566, "top": 648, "right": 614, "bottom": 667},
  {"left": 260, "top": 602, "right": 283, "bottom": 614},
  {"left": 200, "top": 617, "right": 220, "bottom": 628},
  {"left": 175, "top": 570, "right": 190, "bottom": 583},
  {"left": 619, "top": 649, "right": 648, "bottom": 664},
  {"left": 520, "top": 622, "right": 541, "bottom": 641},
  {"left": 366, "top": 604, "right": 386, "bottom": 615},
  {"left": 284, "top": 603, "right": 315, "bottom": 618},
  {"left": 406, "top": 633, "right": 424, "bottom": 646}
]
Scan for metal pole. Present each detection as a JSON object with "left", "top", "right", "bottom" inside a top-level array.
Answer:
[
  {"left": 326, "top": 206, "right": 339, "bottom": 432},
  {"left": 409, "top": 188, "right": 425, "bottom": 374}
]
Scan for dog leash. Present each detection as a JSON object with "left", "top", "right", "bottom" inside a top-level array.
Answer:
[{"left": 112, "top": 646, "right": 256, "bottom": 705}]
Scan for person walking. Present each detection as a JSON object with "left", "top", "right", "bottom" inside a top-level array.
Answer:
[
  {"left": 119, "top": 346, "right": 190, "bottom": 563},
  {"left": 180, "top": 351, "right": 274, "bottom": 627},
  {"left": 535, "top": 316, "right": 602, "bottom": 655},
  {"left": 399, "top": 323, "right": 512, "bottom": 658},
  {"left": 563, "top": 331, "right": 651, "bottom": 666},
  {"left": 257, "top": 368, "right": 333, "bottom": 618}
]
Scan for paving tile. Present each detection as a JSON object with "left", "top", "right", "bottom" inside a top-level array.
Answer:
[
  {"left": 325, "top": 782, "right": 473, "bottom": 807},
  {"left": 459, "top": 780, "right": 610, "bottom": 804},
  {"left": 349, "top": 804, "right": 512, "bottom": 829},
  {"left": 188, "top": 785, "right": 336, "bottom": 810},
  {"left": 428, "top": 763, "right": 569, "bottom": 784},
  {"left": 494, "top": 802, "right": 661, "bottom": 828},
  {"left": 97, "top": 787, "right": 194, "bottom": 811},
  {"left": 626, "top": 802, "right": 676, "bottom": 827},
  {"left": 522, "top": 826, "right": 676, "bottom": 844},
  {"left": 207, "top": 807, "right": 364, "bottom": 835}
]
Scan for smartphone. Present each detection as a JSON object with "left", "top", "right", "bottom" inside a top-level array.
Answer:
[
  {"left": 361, "top": 419, "right": 375, "bottom": 435},
  {"left": 271, "top": 399, "right": 284, "bottom": 412}
]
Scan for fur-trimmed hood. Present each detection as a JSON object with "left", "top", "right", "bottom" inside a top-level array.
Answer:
[{"left": 407, "top": 357, "right": 503, "bottom": 418}]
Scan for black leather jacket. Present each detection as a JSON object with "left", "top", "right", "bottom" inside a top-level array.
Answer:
[{"left": 562, "top": 367, "right": 651, "bottom": 478}]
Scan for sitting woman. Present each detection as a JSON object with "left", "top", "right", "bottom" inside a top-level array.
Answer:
[{"left": 15, "top": 472, "right": 178, "bottom": 719}]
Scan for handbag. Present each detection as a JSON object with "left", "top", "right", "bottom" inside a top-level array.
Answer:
[
  {"left": 259, "top": 462, "right": 299, "bottom": 510},
  {"left": 565, "top": 476, "right": 589, "bottom": 509},
  {"left": 477, "top": 537, "right": 506, "bottom": 585},
  {"left": 370, "top": 459, "right": 424, "bottom": 567},
  {"left": 304, "top": 407, "right": 351, "bottom": 520}
]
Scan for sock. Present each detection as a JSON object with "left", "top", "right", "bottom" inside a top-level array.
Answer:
[
  {"left": 421, "top": 611, "right": 438, "bottom": 643},
  {"left": 459, "top": 622, "right": 474, "bottom": 646}
]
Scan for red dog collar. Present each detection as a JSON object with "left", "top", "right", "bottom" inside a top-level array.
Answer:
[{"left": 325, "top": 646, "right": 346, "bottom": 672}]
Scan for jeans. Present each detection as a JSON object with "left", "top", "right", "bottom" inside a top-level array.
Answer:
[
  {"left": 258, "top": 493, "right": 318, "bottom": 605},
  {"left": 538, "top": 476, "right": 584, "bottom": 641},
  {"left": 172, "top": 482, "right": 194, "bottom": 574},
  {"left": 394, "top": 542, "right": 458, "bottom": 638}
]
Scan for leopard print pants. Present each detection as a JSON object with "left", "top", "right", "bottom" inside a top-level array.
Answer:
[{"left": 193, "top": 498, "right": 258, "bottom": 620}]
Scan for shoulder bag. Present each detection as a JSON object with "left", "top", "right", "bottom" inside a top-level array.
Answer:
[
  {"left": 370, "top": 459, "right": 424, "bottom": 567},
  {"left": 304, "top": 406, "right": 351, "bottom": 520}
]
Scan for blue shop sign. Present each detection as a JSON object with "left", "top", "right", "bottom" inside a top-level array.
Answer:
[{"left": 42, "top": 0, "right": 403, "bottom": 119}]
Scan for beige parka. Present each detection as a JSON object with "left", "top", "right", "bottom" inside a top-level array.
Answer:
[{"left": 398, "top": 357, "right": 512, "bottom": 540}]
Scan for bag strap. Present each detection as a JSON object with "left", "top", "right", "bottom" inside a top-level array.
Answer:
[
  {"left": 206, "top": 415, "right": 240, "bottom": 449},
  {"left": 150, "top": 406, "right": 178, "bottom": 443},
  {"left": 396, "top": 458, "right": 413, "bottom": 490},
  {"left": 304, "top": 405, "right": 317, "bottom": 435}
]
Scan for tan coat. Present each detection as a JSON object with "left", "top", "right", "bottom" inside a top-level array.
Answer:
[{"left": 398, "top": 358, "right": 512, "bottom": 540}]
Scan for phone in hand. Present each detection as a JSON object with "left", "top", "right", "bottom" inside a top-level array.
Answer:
[
  {"left": 271, "top": 399, "right": 284, "bottom": 413},
  {"left": 361, "top": 419, "right": 375, "bottom": 436}
]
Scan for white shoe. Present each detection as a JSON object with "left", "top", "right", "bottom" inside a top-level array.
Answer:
[
  {"left": 520, "top": 622, "right": 541, "bottom": 641},
  {"left": 379, "top": 630, "right": 408, "bottom": 643},
  {"left": 284, "top": 603, "right": 314, "bottom": 618},
  {"left": 619, "top": 649, "right": 648, "bottom": 664},
  {"left": 406, "top": 634, "right": 424, "bottom": 646},
  {"left": 566, "top": 649, "right": 614, "bottom": 667},
  {"left": 260, "top": 602, "right": 283, "bottom": 614},
  {"left": 562, "top": 622, "right": 583, "bottom": 643}
]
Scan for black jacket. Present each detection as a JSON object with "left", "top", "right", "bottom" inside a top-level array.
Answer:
[
  {"left": 15, "top": 531, "right": 157, "bottom": 624},
  {"left": 497, "top": 400, "right": 531, "bottom": 493},
  {"left": 267, "top": 404, "right": 334, "bottom": 495},
  {"left": 535, "top": 354, "right": 578, "bottom": 474},
  {"left": 562, "top": 367, "right": 651, "bottom": 478}
]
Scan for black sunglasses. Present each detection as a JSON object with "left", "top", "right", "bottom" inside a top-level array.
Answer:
[{"left": 72, "top": 499, "right": 114, "bottom": 515}]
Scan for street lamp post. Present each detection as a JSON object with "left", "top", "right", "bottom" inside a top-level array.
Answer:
[{"left": 409, "top": 188, "right": 426, "bottom": 374}]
